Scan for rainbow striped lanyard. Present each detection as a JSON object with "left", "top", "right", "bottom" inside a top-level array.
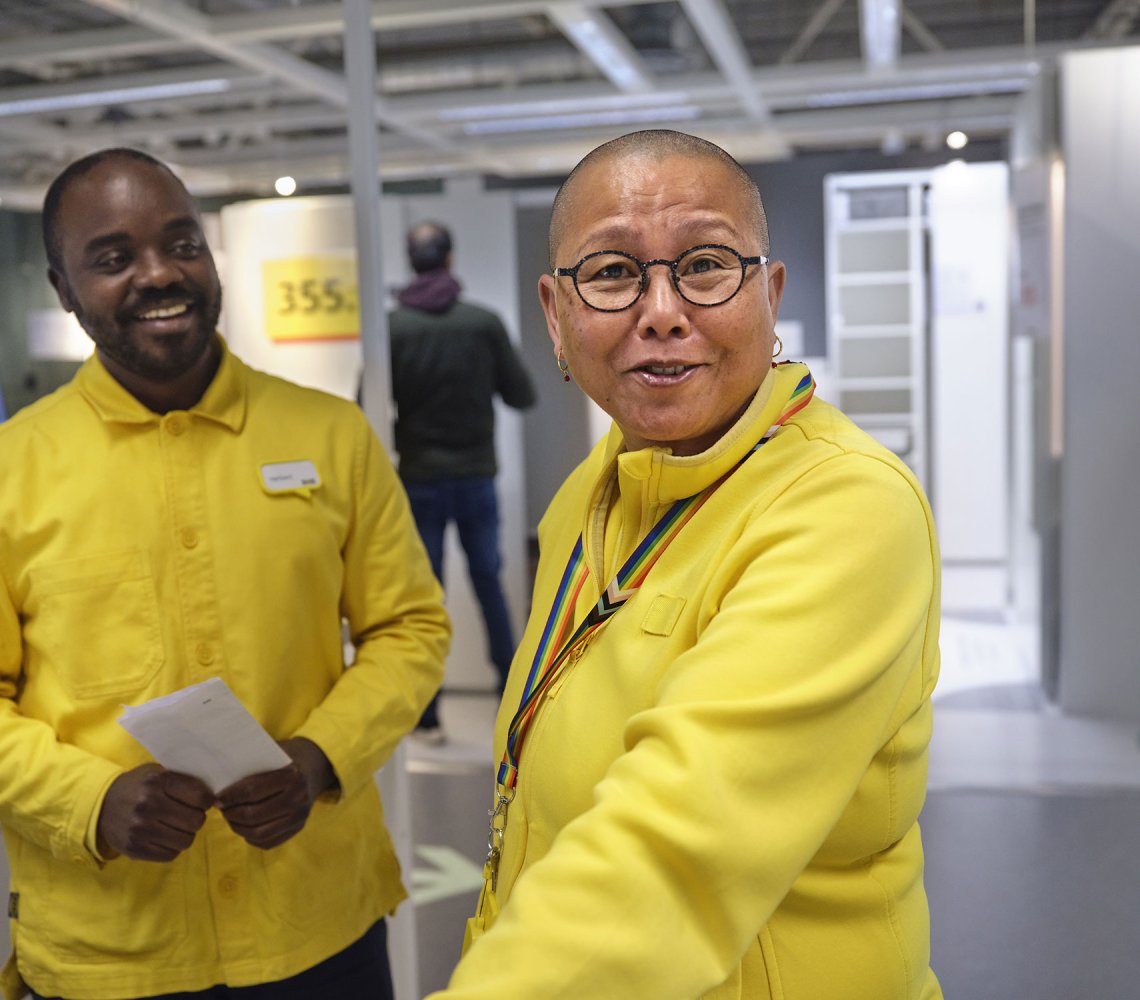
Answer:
[
  {"left": 496, "top": 369, "right": 815, "bottom": 795},
  {"left": 484, "top": 370, "right": 814, "bottom": 889}
]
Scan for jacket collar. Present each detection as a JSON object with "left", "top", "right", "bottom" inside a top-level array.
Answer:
[
  {"left": 578, "top": 363, "right": 809, "bottom": 577},
  {"left": 598, "top": 363, "right": 810, "bottom": 507},
  {"left": 75, "top": 334, "right": 248, "bottom": 432}
]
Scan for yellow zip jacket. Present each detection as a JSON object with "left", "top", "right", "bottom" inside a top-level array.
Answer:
[
  {"left": 0, "top": 340, "right": 449, "bottom": 999},
  {"left": 435, "top": 363, "right": 942, "bottom": 1000}
]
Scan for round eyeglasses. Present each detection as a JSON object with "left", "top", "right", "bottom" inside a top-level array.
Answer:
[{"left": 553, "top": 244, "right": 768, "bottom": 312}]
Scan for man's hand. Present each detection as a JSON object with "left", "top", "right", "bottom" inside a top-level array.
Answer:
[
  {"left": 215, "top": 737, "right": 337, "bottom": 850},
  {"left": 97, "top": 764, "right": 213, "bottom": 862}
]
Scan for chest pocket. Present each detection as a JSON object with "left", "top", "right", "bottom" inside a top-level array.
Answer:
[
  {"left": 25, "top": 550, "right": 164, "bottom": 700},
  {"left": 641, "top": 593, "right": 686, "bottom": 636}
]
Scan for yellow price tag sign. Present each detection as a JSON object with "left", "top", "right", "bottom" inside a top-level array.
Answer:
[{"left": 262, "top": 255, "right": 361, "bottom": 342}]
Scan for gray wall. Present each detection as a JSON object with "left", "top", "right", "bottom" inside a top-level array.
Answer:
[
  {"left": 0, "top": 210, "right": 81, "bottom": 418},
  {"left": 1057, "top": 48, "right": 1140, "bottom": 722},
  {"left": 515, "top": 202, "right": 593, "bottom": 533}
]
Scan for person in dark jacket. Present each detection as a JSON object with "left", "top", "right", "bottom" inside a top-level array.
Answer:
[{"left": 389, "top": 221, "right": 536, "bottom": 741}]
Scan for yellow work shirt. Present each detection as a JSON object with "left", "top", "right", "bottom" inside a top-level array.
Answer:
[{"left": 0, "top": 339, "right": 449, "bottom": 999}]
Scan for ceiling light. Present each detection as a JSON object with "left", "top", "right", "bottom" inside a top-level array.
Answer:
[
  {"left": 274, "top": 176, "right": 297, "bottom": 197},
  {"left": 946, "top": 130, "right": 969, "bottom": 150},
  {"left": 0, "top": 79, "right": 231, "bottom": 118}
]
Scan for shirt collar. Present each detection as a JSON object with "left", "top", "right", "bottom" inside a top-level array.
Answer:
[{"left": 75, "top": 334, "right": 248, "bottom": 432}]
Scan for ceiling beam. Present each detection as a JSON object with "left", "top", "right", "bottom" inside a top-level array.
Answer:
[
  {"left": 0, "top": 25, "right": 183, "bottom": 70},
  {"left": 779, "top": 0, "right": 848, "bottom": 66},
  {"left": 0, "top": 118, "right": 67, "bottom": 143},
  {"left": 75, "top": 0, "right": 344, "bottom": 102},
  {"left": 217, "top": 0, "right": 648, "bottom": 43},
  {"left": 8, "top": 102, "right": 340, "bottom": 150},
  {"left": 859, "top": 0, "right": 902, "bottom": 70},
  {"left": 2, "top": 41, "right": 1039, "bottom": 129},
  {"left": 546, "top": 2, "right": 655, "bottom": 93},
  {"left": 678, "top": 0, "right": 772, "bottom": 121},
  {"left": 0, "top": 0, "right": 661, "bottom": 71},
  {"left": 1083, "top": 0, "right": 1140, "bottom": 39},
  {"left": 73, "top": 0, "right": 452, "bottom": 151},
  {"left": 901, "top": 7, "right": 945, "bottom": 52}
]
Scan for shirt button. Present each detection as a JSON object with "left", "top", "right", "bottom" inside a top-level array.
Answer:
[
  {"left": 180, "top": 527, "right": 199, "bottom": 548},
  {"left": 196, "top": 642, "right": 215, "bottom": 665},
  {"left": 218, "top": 874, "right": 239, "bottom": 897},
  {"left": 165, "top": 414, "right": 187, "bottom": 436}
]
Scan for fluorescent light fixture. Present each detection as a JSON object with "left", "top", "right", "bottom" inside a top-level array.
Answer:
[
  {"left": 0, "top": 79, "right": 231, "bottom": 118},
  {"left": 462, "top": 105, "right": 700, "bottom": 136},
  {"left": 945, "top": 130, "right": 969, "bottom": 149},
  {"left": 805, "top": 77, "right": 1027, "bottom": 108},
  {"left": 274, "top": 176, "right": 297, "bottom": 196}
]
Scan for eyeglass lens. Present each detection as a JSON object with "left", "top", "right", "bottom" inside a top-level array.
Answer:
[{"left": 573, "top": 246, "right": 746, "bottom": 311}]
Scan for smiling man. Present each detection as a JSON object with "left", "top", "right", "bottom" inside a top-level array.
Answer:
[{"left": 0, "top": 148, "right": 450, "bottom": 1000}]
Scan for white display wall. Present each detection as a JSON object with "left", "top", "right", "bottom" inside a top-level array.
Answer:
[
  {"left": 825, "top": 163, "right": 1013, "bottom": 615},
  {"left": 1057, "top": 46, "right": 1140, "bottom": 722},
  {"left": 928, "top": 161, "right": 1011, "bottom": 612},
  {"left": 220, "top": 180, "right": 528, "bottom": 695}
]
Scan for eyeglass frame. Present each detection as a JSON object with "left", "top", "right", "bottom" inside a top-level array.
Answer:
[{"left": 552, "top": 243, "right": 769, "bottom": 313}]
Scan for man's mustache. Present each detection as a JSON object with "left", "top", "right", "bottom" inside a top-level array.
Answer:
[{"left": 118, "top": 284, "right": 202, "bottom": 318}]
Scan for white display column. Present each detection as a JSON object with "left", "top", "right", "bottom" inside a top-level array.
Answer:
[{"left": 220, "top": 196, "right": 363, "bottom": 401}]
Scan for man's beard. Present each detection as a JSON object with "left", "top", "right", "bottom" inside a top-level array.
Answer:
[{"left": 78, "top": 284, "right": 223, "bottom": 383}]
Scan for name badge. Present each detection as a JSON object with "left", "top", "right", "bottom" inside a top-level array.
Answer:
[{"left": 260, "top": 460, "right": 321, "bottom": 497}]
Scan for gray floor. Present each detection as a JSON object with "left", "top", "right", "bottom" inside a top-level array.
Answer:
[{"left": 406, "top": 615, "right": 1140, "bottom": 998}]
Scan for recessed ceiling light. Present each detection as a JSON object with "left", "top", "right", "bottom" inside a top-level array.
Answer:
[
  {"left": 946, "top": 130, "right": 969, "bottom": 150},
  {"left": 274, "top": 176, "right": 297, "bottom": 197}
]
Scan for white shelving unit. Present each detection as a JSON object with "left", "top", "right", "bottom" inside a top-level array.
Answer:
[
  {"left": 825, "top": 163, "right": 1013, "bottom": 614},
  {"left": 824, "top": 171, "right": 931, "bottom": 487}
]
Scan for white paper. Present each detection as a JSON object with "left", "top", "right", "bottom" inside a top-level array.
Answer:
[{"left": 119, "top": 677, "right": 291, "bottom": 794}]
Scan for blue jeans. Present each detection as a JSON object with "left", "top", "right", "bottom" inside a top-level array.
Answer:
[
  {"left": 31, "top": 920, "right": 393, "bottom": 999},
  {"left": 403, "top": 477, "right": 516, "bottom": 724}
]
